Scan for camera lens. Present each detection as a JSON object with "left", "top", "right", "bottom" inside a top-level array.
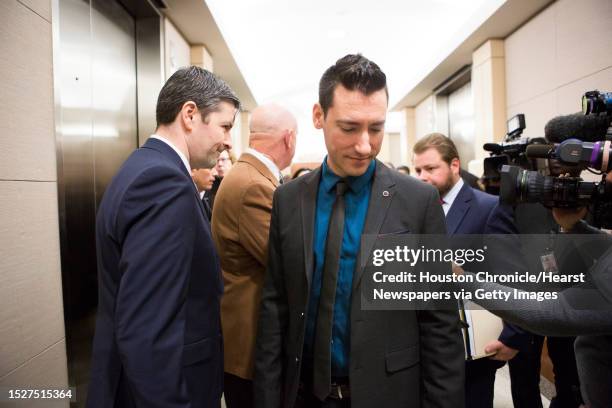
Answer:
[{"left": 500, "top": 165, "right": 596, "bottom": 207}]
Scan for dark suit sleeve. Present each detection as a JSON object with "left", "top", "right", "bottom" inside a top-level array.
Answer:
[
  {"left": 113, "top": 167, "right": 196, "bottom": 407},
  {"left": 253, "top": 190, "right": 288, "bottom": 408},
  {"left": 483, "top": 203, "right": 535, "bottom": 352},
  {"left": 417, "top": 187, "right": 465, "bottom": 408}
]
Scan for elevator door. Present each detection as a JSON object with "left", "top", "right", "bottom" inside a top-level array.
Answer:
[{"left": 56, "top": 0, "right": 137, "bottom": 404}]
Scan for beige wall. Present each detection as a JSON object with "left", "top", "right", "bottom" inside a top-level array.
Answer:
[
  {"left": 407, "top": 0, "right": 611, "bottom": 175},
  {"left": 0, "top": 0, "right": 68, "bottom": 406},
  {"left": 505, "top": 0, "right": 612, "bottom": 138},
  {"left": 191, "top": 44, "right": 214, "bottom": 72}
]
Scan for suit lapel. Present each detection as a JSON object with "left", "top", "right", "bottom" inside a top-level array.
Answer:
[
  {"left": 300, "top": 168, "right": 320, "bottom": 288},
  {"left": 353, "top": 161, "right": 395, "bottom": 290},
  {"left": 446, "top": 182, "right": 473, "bottom": 235}
]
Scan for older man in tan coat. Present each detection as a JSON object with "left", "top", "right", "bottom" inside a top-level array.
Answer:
[{"left": 211, "top": 104, "right": 297, "bottom": 408}]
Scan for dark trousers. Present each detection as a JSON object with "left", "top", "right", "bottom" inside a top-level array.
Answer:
[
  {"left": 508, "top": 335, "right": 545, "bottom": 408},
  {"left": 548, "top": 337, "right": 583, "bottom": 407},
  {"left": 509, "top": 336, "right": 582, "bottom": 408},
  {"left": 224, "top": 372, "right": 253, "bottom": 408},
  {"left": 295, "top": 390, "right": 350, "bottom": 408},
  {"left": 465, "top": 358, "right": 505, "bottom": 408}
]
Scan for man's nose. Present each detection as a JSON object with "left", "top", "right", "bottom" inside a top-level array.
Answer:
[
  {"left": 354, "top": 131, "right": 371, "bottom": 156},
  {"left": 223, "top": 131, "right": 233, "bottom": 151}
]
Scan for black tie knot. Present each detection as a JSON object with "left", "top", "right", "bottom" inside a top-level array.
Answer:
[{"left": 335, "top": 180, "right": 348, "bottom": 196}]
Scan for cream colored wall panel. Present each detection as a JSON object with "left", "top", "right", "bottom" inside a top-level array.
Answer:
[
  {"left": 378, "top": 133, "right": 391, "bottom": 164},
  {"left": 0, "top": 181, "right": 65, "bottom": 377},
  {"left": 554, "top": 0, "right": 612, "bottom": 87},
  {"left": 555, "top": 67, "right": 612, "bottom": 115},
  {"left": 404, "top": 107, "right": 416, "bottom": 167},
  {"left": 504, "top": 3, "right": 556, "bottom": 107},
  {"left": 191, "top": 44, "right": 214, "bottom": 72},
  {"left": 0, "top": 0, "right": 55, "bottom": 182},
  {"left": 0, "top": 340, "right": 68, "bottom": 408},
  {"left": 473, "top": 39, "right": 504, "bottom": 68},
  {"left": 239, "top": 111, "right": 250, "bottom": 157},
  {"left": 506, "top": 91, "right": 556, "bottom": 140},
  {"left": 17, "top": 0, "right": 51, "bottom": 22}
]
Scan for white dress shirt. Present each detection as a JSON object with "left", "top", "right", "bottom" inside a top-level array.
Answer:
[
  {"left": 441, "top": 178, "right": 464, "bottom": 216},
  {"left": 245, "top": 148, "right": 282, "bottom": 182},
  {"left": 150, "top": 134, "right": 191, "bottom": 175}
]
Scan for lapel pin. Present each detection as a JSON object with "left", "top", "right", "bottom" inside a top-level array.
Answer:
[{"left": 383, "top": 190, "right": 389, "bottom": 197}]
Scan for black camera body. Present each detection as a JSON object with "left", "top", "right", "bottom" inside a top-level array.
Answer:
[
  {"left": 499, "top": 91, "right": 612, "bottom": 229},
  {"left": 482, "top": 114, "right": 547, "bottom": 183}
]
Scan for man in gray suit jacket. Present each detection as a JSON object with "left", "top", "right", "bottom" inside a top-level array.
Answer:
[{"left": 254, "top": 54, "right": 464, "bottom": 408}]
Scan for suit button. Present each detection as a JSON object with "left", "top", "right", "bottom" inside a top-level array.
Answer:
[
  {"left": 300, "top": 312, "right": 305, "bottom": 318},
  {"left": 295, "top": 357, "right": 300, "bottom": 363}
]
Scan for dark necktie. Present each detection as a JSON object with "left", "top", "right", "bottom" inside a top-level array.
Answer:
[
  {"left": 201, "top": 195, "right": 212, "bottom": 221},
  {"left": 313, "top": 180, "right": 348, "bottom": 401}
]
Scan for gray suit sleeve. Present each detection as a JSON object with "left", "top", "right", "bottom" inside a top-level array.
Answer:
[{"left": 460, "top": 273, "right": 612, "bottom": 337}]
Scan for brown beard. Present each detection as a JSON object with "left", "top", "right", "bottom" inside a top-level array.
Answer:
[{"left": 437, "top": 174, "right": 456, "bottom": 198}]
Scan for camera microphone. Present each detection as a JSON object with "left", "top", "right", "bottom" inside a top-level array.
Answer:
[
  {"left": 544, "top": 112, "right": 611, "bottom": 143},
  {"left": 526, "top": 139, "right": 611, "bottom": 172},
  {"left": 483, "top": 143, "right": 503, "bottom": 154},
  {"left": 556, "top": 139, "right": 611, "bottom": 172},
  {"left": 525, "top": 144, "right": 556, "bottom": 159}
]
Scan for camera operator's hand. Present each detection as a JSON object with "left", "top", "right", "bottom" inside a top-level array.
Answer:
[
  {"left": 553, "top": 207, "right": 587, "bottom": 232},
  {"left": 451, "top": 262, "right": 464, "bottom": 276}
]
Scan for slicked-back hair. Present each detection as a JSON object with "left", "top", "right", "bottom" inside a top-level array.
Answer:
[
  {"left": 413, "top": 133, "right": 460, "bottom": 165},
  {"left": 156, "top": 66, "right": 240, "bottom": 127},
  {"left": 319, "top": 54, "right": 388, "bottom": 116}
]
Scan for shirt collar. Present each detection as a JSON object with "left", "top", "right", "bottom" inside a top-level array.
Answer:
[
  {"left": 245, "top": 148, "right": 281, "bottom": 182},
  {"left": 320, "top": 157, "right": 376, "bottom": 194},
  {"left": 150, "top": 134, "right": 191, "bottom": 175},
  {"left": 442, "top": 177, "right": 464, "bottom": 208}
]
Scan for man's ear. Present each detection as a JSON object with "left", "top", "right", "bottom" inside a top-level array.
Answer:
[
  {"left": 312, "top": 103, "right": 324, "bottom": 129},
  {"left": 181, "top": 101, "right": 198, "bottom": 131},
  {"left": 450, "top": 157, "right": 461, "bottom": 175}
]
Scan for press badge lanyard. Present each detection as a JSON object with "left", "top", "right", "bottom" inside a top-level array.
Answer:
[{"left": 540, "top": 229, "right": 559, "bottom": 274}]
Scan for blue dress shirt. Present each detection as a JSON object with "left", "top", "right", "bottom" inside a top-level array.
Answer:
[{"left": 304, "top": 158, "right": 375, "bottom": 377}]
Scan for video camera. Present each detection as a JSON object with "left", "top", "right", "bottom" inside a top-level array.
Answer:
[
  {"left": 499, "top": 90, "right": 612, "bottom": 228},
  {"left": 482, "top": 114, "right": 547, "bottom": 187}
]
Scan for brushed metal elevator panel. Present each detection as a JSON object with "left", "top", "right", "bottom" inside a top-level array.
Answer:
[
  {"left": 91, "top": 0, "right": 138, "bottom": 205},
  {"left": 448, "top": 81, "right": 476, "bottom": 169},
  {"left": 57, "top": 0, "right": 137, "bottom": 317},
  {"left": 55, "top": 0, "right": 145, "bottom": 403}
]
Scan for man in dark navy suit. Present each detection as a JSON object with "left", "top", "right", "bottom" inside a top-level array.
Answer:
[
  {"left": 413, "top": 133, "right": 533, "bottom": 408},
  {"left": 87, "top": 66, "right": 240, "bottom": 408}
]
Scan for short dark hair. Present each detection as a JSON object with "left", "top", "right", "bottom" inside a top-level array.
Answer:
[
  {"left": 319, "top": 54, "right": 388, "bottom": 116},
  {"left": 156, "top": 66, "right": 240, "bottom": 127},
  {"left": 413, "top": 133, "right": 460, "bottom": 165}
]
